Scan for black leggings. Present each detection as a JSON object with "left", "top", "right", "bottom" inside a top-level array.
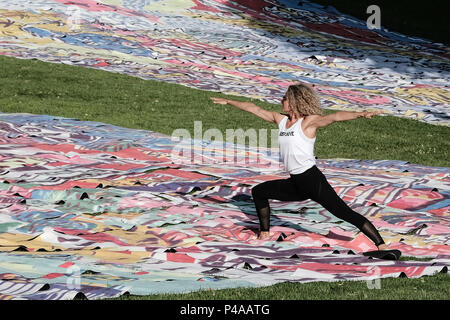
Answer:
[{"left": 251, "top": 165, "right": 385, "bottom": 247}]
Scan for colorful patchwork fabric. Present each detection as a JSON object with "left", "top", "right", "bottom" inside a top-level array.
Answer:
[
  {"left": 0, "top": 0, "right": 449, "bottom": 125},
  {"left": 0, "top": 113, "right": 448, "bottom": 299}
]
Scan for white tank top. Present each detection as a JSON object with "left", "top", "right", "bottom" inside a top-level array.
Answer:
[{"left": 278, "top": 116, "right": 316, "bottom": 174}]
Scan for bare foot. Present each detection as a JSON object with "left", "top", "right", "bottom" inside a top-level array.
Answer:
[
  {"left": 257, "top": 231, "right": 270, "bottom": 240},
  {"left": 377, "top": 243, "right": 389, "bottom": 250}
]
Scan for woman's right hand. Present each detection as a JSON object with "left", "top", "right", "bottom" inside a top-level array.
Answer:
[
  {"left": 210, "top": 97, "right": 229, "bottom": 105},
  {"left": 362, "top": 110, "right": 385, "bottom": 119}
]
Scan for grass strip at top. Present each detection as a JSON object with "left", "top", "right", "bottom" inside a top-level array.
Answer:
[{"left": 1, "top": 55, "right": 448, "bottom": 167}]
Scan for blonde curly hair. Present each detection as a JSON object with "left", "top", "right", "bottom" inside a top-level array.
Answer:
[{"left": 286, "top": 83, "right": 323, "bottom": 116}]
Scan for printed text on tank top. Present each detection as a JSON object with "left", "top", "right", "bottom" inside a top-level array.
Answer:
[{"left": 285, "top": 116, "right": 315, "bottom": 139}]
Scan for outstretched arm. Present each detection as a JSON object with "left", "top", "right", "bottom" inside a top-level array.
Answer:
[
  {"left": 301, "top": 110, "right": 384, "bottom": 139},
  {"left": 210, "top": 97, "right": 284, "bottom": 124}
]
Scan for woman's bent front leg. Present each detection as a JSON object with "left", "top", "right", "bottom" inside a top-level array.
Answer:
[{"left": 251, "top": 178, "right": 308, "bottom": 237}]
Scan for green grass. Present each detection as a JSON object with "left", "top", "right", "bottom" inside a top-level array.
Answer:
[
  {"left": 104, "top": 272, "right": 449, "bottom": 300},
  {"left": 1, "top": 55, "right": 448, "bottom": 167},
  {"left": 0, "top": 54, "right": 449, "bottom": 300}
]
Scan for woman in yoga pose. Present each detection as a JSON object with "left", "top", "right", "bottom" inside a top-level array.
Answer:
[{"left": 211, "top": 83, "right": 401, "bottom": 260}]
